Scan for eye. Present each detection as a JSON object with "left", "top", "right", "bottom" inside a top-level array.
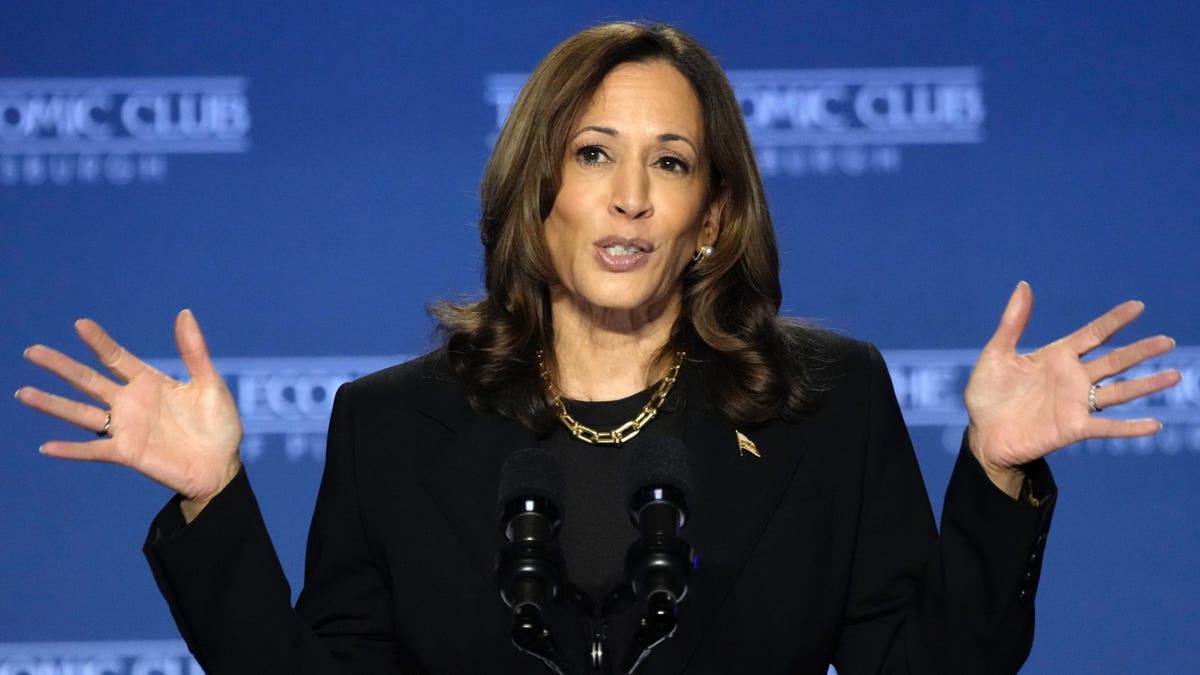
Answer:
[
  {"left": 574, "top": 144, "right": 610, "bottom": 166},
  {"left": 656, "top": 155, "right": 691, "bottom": 175}
]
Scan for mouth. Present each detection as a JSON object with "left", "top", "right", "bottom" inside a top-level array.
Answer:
[
  {"left": 603, "top": 243, "right": 645, "bottom": 257},
  {"left": 593, "top": 236, "right": 654, "bottom": 271},
  {"left": 594, "top": 237, "right": 654, "bottom": 257}
]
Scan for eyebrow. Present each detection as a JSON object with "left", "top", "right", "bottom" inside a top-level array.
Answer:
[{"left": 575, "top": 125, "right": 699, "bottom": 154}]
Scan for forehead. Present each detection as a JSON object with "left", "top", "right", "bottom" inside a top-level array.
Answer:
[{"left": 576, "top": 60, "right": 704, "bottom": 142}]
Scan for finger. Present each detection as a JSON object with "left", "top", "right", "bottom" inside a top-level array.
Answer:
[
  {"left": 986, "top": 281, "right": 1032, "bottom": 353},
  {"left": 175, "top": 309, "right": 220, "bottom": 384},
  {"left": 1093, "top": 369, "right": 1183, "bottom": 410},
  {"left": 39, "top": 438, "right": 121, "bottom": 464},
  {"left": 15, "top": 386, "right": 110, "bottom": 433},
  {"left": 1085, "top": 335, "right": 1176, "bottom": 382},
  {"left": 22, "top": 344, "right": 121, "bottom": 404},
  {"left": 1085, "top": 417, "right": 1164, "bottom": 439},
  {"left": 1062, "top": 300, "right": 1145, "bottom": 356},
  {"left": 75, "top": 318, "right": 156, "bottom": 383}
]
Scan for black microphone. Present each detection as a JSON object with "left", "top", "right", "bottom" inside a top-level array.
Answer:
[
  {"left": 496, "top": 447, "right": 573, "bottom": 675},
  {"left": 621, "top": 437, "right": 695, "bottom": 674}
]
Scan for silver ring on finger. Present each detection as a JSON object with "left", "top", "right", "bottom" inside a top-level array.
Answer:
[
  {"left": 1088, "top": 384, "right": 1102, "bottom": 413},
  {"left": 97, "top": 411, "right": 111, "bottom": 437}
]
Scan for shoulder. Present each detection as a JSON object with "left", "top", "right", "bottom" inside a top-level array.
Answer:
[
  {"left": 336, "top": 347, "right": 472, "bottom": 426},
  {"left": 777, "top": 320, "right": 885, "bottom": 385},
  {"left": 766, "top": 320, "right": 897, "bottom": 425},
  {"left": 344, "top": 348, "right": 450, "bottom": 396},
  {"left": 764, "top": 324, "right": 908, "bottom": 472}
]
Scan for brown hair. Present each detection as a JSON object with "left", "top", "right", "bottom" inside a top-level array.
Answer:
[{"left": 432, "top": 21, "right": 825, "bottom": 432}]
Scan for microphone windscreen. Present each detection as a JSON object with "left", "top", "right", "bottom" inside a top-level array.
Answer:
[
  {"left": 625, "top": 436, "right": 693, "bottom": 498},
  {"left": 497, "top": 447, "right": 565, "bottom": 510}
]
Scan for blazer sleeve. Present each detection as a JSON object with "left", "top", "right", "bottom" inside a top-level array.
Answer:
[
  {"left": 143, "top": 383, "right": 408, "bottom": 675},
  {"left": 832, "top": 343, "right": 1057, "bottom": 674}
]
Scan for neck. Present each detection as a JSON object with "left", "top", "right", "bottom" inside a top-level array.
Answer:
[{"left": 548, "top": 286, "right": 681, "bottom": 401}]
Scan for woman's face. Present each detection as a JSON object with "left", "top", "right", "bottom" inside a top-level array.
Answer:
[{"left": 543, "top": 60, "right": 719, "bottom": 319}]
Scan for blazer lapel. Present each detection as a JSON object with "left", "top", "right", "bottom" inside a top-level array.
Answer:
[
  {"left": 410, "top": 384, "right": 539, "bottom": 591},
  {"left": 664, "top": 360, "right": 812, "bottom": 669}
]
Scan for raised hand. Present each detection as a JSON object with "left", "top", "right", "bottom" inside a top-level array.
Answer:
[
  {"left": 964, "top": 282, "right": 1181, "bottom": 497},
  {"left": 16, "top": 310, "right": 242, "bottom": 520}
]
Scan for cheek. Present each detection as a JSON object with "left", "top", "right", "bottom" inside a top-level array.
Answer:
[
  {"left": 542, "top": 205, "right": 584, "bottom": 276},
  {"left": 663, "top": 239, "right": 696, "bottom": 285},
  {"left": 542, "top": 214, "right": 567, "bottom": 274},
  {"left": 665, "top": 201, "right": 707, "bottom": 256}
]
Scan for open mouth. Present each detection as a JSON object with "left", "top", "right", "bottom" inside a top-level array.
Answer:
[
  {"left": 603, "top": 243, "right": 646, "bottom": 257},
  {"left": 594, "top": 237, "right": 654, "bottom": 271}
]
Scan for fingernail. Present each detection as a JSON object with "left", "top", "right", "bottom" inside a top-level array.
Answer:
[
  {"left": 13, "top": 388, "right": 22, "bottom": 400},
  {"left": 37, "top": 444, "right": 47, "bottom": 455}
]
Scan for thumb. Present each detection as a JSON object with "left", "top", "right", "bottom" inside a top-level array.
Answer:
[
  {"left": 987, "top": 281, "right": 1033, "bottom": 353},
  {"left": 175, "top": 309, "right": 220, "bottom": 384}
]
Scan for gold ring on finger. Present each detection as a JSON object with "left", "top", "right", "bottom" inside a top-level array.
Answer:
[{"left": 97, "top": 411, "right": 111, "bottom": 437}]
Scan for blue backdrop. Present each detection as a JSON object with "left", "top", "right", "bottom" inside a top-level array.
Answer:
[{"left": 2, "top": 2, "right": 1197, "bottom": 673}]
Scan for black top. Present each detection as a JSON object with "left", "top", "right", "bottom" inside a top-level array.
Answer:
[{"left": 543, "top": 380, "right": 686, "bottom": 603}]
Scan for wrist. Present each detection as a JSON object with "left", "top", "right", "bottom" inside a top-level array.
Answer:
[
  {"left": 179, "top": 459, "right": 242, "bottom": 524},
  {"left": 179, "top": 495, "right": 212, "bottom": 524},
  {"left": 967, "top": 423, "right": 1025, "bottom": 499}
]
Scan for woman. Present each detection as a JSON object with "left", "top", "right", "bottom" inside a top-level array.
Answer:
[{"left": 16, "top": 22, "right": 1179, "bottom": 674}]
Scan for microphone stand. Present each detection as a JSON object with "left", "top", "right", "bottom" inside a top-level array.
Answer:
[
  {"left": 510, "top": 602, "right": 573, "bottom": 675},
  {"left": 496, "top": 485, "right": 575, "bottom": 675},
  {"left": 619, "top": 484, "right": 694, "bottom": 674},
  {"left": 567, "top": 584, "right": 616, "bottom": 675},
  {"left": 621, "top": 591, "right": 679, "bottom": 674}
]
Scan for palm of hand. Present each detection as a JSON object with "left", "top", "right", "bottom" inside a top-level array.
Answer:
[
  {"left": 964, "top": 283, "right": 1179, "bottom": 485},
  {"left": 17, "top": 310, "right": 243, "bottom": 504},
  {"left": 112, "top": 367, "right": 242, "bottom": 501},
  {"left": 967, "top": 340, "right": 1096, "bottom": 469}
]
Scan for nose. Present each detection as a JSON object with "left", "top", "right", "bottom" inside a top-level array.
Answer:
[{"left": 609, "top": 161, "right": 653, "bottom": 220}]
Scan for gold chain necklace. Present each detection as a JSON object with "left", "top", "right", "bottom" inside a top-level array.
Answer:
[{"left": 537, "top": 349, "right": 685, "bottom": 446}]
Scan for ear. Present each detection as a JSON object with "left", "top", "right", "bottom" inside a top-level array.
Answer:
[{"left": 700, "top": 191, "right": 726, "bottom": 247}]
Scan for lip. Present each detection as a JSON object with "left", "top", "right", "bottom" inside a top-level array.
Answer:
[{"left": 593, "top": 236, "right": 654, "bottom": 272}]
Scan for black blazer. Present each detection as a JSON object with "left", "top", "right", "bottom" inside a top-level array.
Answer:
[{"left": 145, "top": 334, "right": 1056, "bottom": 674}]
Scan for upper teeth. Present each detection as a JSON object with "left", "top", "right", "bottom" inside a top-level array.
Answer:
[{"left": 605, "top": 244, "right": 642, "bottom": 256}]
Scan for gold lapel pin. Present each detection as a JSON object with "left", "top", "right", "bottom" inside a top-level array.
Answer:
[{"left": 735, "top": 430, "right": 761, "bottom": 458}]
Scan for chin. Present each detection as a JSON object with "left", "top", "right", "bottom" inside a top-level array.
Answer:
[
  {"left": 576, "top": 279, "right": 675, "bottom": 315},
  {"left": 581, "top": 291, "right": 653, "bottom": 312}
]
